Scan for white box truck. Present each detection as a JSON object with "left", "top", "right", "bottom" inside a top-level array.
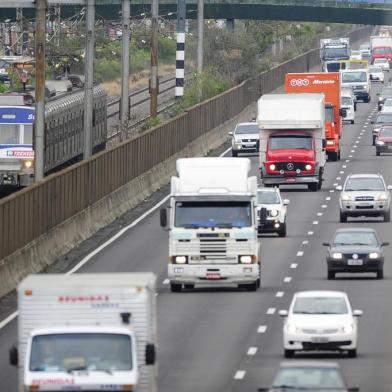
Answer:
[
  {"left": 10, "top": 273, "right": 157, "bottom": 392},
  {"left": 160, "top": 157, "right": 260, "bottom": 292},
  {"left": 258, "top": 93, "right": 326, "bottom": 191}
]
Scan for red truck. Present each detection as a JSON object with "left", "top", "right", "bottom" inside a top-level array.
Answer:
[
  {"left": 370, "top": 36, "right": 392, "bottom": 63},
  {"left": 285, "top": 72, "right": 344, "bottom": 161}
]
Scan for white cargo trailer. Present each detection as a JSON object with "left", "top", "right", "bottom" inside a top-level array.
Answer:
[{"left": 10, "top": 273, "right": 157, "bottom": 392}]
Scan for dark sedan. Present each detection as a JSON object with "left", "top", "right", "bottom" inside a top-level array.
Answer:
[{"left": 323, "top": 228, "right": 389, "bottom": 280}]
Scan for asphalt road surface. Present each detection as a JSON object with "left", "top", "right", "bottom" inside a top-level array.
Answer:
[{"left": 0, "top": 79, "right": 391, "bottom": 392}]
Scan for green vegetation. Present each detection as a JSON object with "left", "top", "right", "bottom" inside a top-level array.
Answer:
[{"left": 0, "top": 82, "right": 9, "bottom": 93}]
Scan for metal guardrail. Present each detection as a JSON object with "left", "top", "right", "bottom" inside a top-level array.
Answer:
[{"left": 0, "top": 26, "right": 373, "bottom": 263}]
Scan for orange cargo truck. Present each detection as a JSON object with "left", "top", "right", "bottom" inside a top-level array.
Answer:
[{"left": 285, "top": 72, "right": 344, "bottom": 161}]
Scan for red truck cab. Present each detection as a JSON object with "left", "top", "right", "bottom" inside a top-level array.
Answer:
[{"left": 372, "top": 46, "right": 392, "bottom": 63}]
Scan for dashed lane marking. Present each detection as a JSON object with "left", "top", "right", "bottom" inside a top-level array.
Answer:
[
  {"left": 284, "top": 276, "right": 292, "bottom": 283},
  {"left": 276, "top": 291, "right": 285, "bottom": 298},
  {"left": 313, "top": 221, "right": 319, "bottom": 225},
  {"left": 317, "top": 212, "right": 323, "bottom": 216},
  {"left": 342, "top": 165, "right": 347, "bottom": 168},
  {"left": 297, "top": 251, "right": 304, "bottom": 257},
  {"left": 302, "top": 240, "right": 309, "bottom": 244},
  {"left": 336, "top": 177, "right": 341, "bottom": 180},
  {"left": 163, "top": 279, "right": 170, "bottom": 285},
  {"left": 234, "top": 371, "right": 246, "bottom": 380},
  {"left": 308, "top": 231, "right": 314, "bottom": 235},
  {"left": 267, "top": 307, "right": 276, "bottom": 315},
  {"left": 326, "top": 197, "right": 331, "bottom": 201},
  {"left": 322, "top": 204, "right": 327, "bottom": 208},
  {"left": 247, "top": 347, "right": 258, "bottom": 356},
  {"left": 257, "top": 325, "right": 267, "bottom": 333},
  {"left": 290, "top": 263, "right": 298, "bottom": 269}
]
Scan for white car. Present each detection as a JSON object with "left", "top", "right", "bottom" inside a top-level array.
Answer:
[
  {"left": 341, "top": 94, "right": 355, "bottom": 124},
  {"left": 230, "top": 122, "right": 259, "bottom": 157},
  {"left": 279, "top": 291, "right": 362, "bottom": 358},
  {"left": 256, "top": 187, "right": 289, "bottom": 237},
  {"left": 373, "top": 58, "right": 390, "bottom": 71},
  {"left": 350, "top": 50, "right": 362, "bottom": 61},
  {"left": 381, "top": 98, "right": 392, "bottom": 112},
  {"left": 369, "top": 65, "right": 385, "bottom": 83}
]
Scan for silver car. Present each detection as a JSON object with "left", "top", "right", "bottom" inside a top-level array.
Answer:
[
  {"left": 338, "top": 174, "right": 392, "bottom": 222},
  {"left": 230, "top": 122, "right": 259, "bottom": 157}
]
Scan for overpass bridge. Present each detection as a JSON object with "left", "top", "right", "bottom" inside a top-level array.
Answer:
[{"left": 1, "top": 1, "right": 392, "bottom": 24}]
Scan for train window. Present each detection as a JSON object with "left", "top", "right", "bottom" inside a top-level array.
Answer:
[
  {"left": 23, "top": 124, "right": 33, "bottom": 144},
  {"left": 93, "top": 108, "right": 96, "bottom": 127}
]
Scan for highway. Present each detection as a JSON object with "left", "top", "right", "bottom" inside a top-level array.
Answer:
[{"left": 0, "top": 80, "right": 391, "bottom": 392}]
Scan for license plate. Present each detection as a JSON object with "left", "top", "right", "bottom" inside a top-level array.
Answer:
[
  {"left": 348, "top": 259, "right": 363, "bottom": 265},
  {"left": 285, "top": 178, "right": 296, "bottom": 183},
  {"left": 206, "top": 272, "right": 221, "bottom": 280},
  {"left": 359, "top": 203, "right": 371, "bottom": 207},
  {"left": 244, "top": 143, "right": 254, "bottom": 147},
  {"left": 312, "top": 337, "right": 329, "bottom": 343}
]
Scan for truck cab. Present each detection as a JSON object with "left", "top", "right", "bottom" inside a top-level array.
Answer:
[
  {"left": 340, "top": 69, "right": 371, "bottom": 103},
  {"left": 161, "top": 157, "right": 260, "bottom": 292}
]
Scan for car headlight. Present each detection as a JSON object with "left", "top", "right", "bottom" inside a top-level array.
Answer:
[
  {"left": 332, "top": 252, "right": 343, "bottom": 260},
  {"left": 239, "top": 255, "right": 254, "bottom": 264},
  {"left": 269, "top": 164, "right": 276, "bottom": 171},
  {"left": 369, "top": 252, "right": 380, "bottom": 259},
  {"left": 173, "top": 256, "right": 187, "bottom": 264},
  {"left": 270, "top": 209, "right": 279, "bottom": 217},
  {"left": 341, "top": 194, "right": 352, "bottom": 202},
  {"left": 377, "top": 194, "right": 389, "bottom": 201},
  {"left": 376, "top": 140, "right": 385, "bottom": 146},
  {"left": 23, "top": 160, "right": 34, "bottom": 169},
  {"left": 286, "top": 324, "right": 300, "bottom": 334},
  {"left": 305, "top": 164, "right": 312, "bottom": 171},
  {"left": 338, "top": 324, "right": 354, "bottom": 334}
]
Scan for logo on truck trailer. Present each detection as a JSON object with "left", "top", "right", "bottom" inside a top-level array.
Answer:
[{"left": 290, "top": 79, "right": 310, "bottom": 86}]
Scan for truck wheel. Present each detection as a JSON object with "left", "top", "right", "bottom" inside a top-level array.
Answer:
[
  {"left": 377, "top": 269, "right": 384, "bottom": 280},
  {"left": 308, "top": 183, "right": 318, "bottom": 192},
  {"left": 347, "top": 349, "right": 357, "bottom": 358},
  {"left": 239, "top": 281, "right": 258, "bottom": 292},
  {"left": 232, "top": 150, "right": 238, "bottom": 157},
  {"left": 377, "top": 151, "right": 381, "bottom": 156},
  {"left": 184, "top": 284, "right": 195, "bottom": 290},
  {"left": 383, "top": 210, "right": 390, "bottom": 222},
  {"left": 327, "top": 270, "right": 335, "bottom": 280},
  {"left": 284, "top": 349, "right": 295, "bottom": 358},
  {"left": 351, "top": 119, "right": 355, "bottom": 124},
  {"left": 340, "top": 211, "right": 347, "bottom": 223},
  {"left": 170, "top": 283, "right": 182, "bottom": 292},
  {"left": 372, "top": 136, "right": 376, "bottom": 146},
  {"left": 278, "top": 222, "right": 287, "bottom": 237}
]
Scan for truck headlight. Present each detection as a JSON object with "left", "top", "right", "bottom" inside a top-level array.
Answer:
[
  {"left": 332, "top": 252, "right": 343, "bottom": 260},
  {"left": 376, "top": 140, "right": 385, "bottom": 146},
  {"left": 239, "top": 255, "right": 254, "bottom": 264},
  {"left": 270, "top": 209, "right": 279, "bottom": 217},
  {"left": 369, "top": 252, "right": 380, "bottom": 259},
  {"left": 305, "top": 164, "right": 312, "bottom": 170},
  {"left": 326, "top": 140, "right": 334, "bottom": 145},
  {"left": 269, "top": 164, "right": 276, "bottom": 171},
  {"left": 172, "top": 256, "right": 187, "bottom": 264},
  {"left": 23, "top": 160, "right": 34, "bottom": 169}
]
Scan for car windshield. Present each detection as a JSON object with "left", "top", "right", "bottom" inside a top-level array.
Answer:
[
  {"left": 257, "top": 191, "right": 280, "bottom": 204},
  {"left": 270, "top": 135, "right": 312, "bottom": 150},
  {"left": 273, "top": 367, "right": 346, "bottom": 390},
  {"left": 376, "top": 114, "right": 392, "bottom": 123},
  {"left": 373, "top": 47, "right": 392, "bottom": 55},
  {"left": 325, "top": 106, "right": 334, "bottom": 122},
  {"left": 293, "top": 296, "right": 348, "bottom": 315},
  {"left": 235, "top": 124, "right": 259, "bottom": 135},
  {"left": 341, "top": 97, "right": 352, "bottom": 106},
  {"left": 380, "top": 127, "right": 392, "bottom": 137},
  {"left": 344, "top": 177, "right": 385, "bottom": 191},
  {"left": 333, "top": 231, "right": 378, "bottom": 246},
  {"left": 175, "top": 201, "right": 252, "bottom": 228},
  {"left": 369, "top": 67, "right": 382, "bottom": 73},
  {"left": 341, "top": 72, "right": 367, "bottom": 83},
  {"left": 30, "top": 333, "right": 133, "bottom": 373},
  {"left": 384, "top": 100, "right": 392, "bottom": 107}
]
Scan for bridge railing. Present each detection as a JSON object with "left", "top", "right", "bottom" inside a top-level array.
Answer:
[{"left": 0, "top": 26, "right": 372, "bottom": 263}]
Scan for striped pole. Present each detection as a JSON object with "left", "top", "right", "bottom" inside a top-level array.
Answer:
[{"left": 175, "top": 0, "right": 186, "bottom": 98}]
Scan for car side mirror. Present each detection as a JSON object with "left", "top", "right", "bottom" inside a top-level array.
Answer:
[
  {"left": 9, "top": 345, "right": 18, "bottom": 366},
  {"left": 387, "top": 185, "right": 392, "bottom": 190},
  {"left": 229, "top": 131, "right": 233, "bottom": 136},
  {"left": 160, "top": 208, "right": 167, "bottom": 228},
  {"left": 340, "top": 108, "right": 347, "bottom": 118},
  {"left": 283, "top": 199, "right": 290, "bottom": 205},
  {"left": 336, "top": 185, "right": 343, "bottom": 191},
  {"left": 279, "top": 310, "right": 288, "bottom": 317},
  {"left": 353, "top": 310, "right": 363, "bottom": 317},
  {"left": 322, "top": 242, "right": 330, "bottom": 246},
  {"left": 382, "top": 241, "right": 390, "bottom": 246},
  {"left": 145, "top": 343, "right": 156, "bottom": 365}
]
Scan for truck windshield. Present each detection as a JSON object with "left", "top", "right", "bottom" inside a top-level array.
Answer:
[
  {"left": 341, "top": 97, "right": 352, "bottom": 106},
  {"left": 323, "top": 47, "right": 349, "bottom": 59},
  {"left": 175, "top": 201, "right": 252, "bottom": 228},
  {"left": 235, "top": 124, "right": 259, "bottom": 135},
  {"left": 325, "top": 106, "right": 334, "bottom": 123},
  {"left": 30, "top": 333, "right": 133, "bottom": 373},
  {"left": 269, "top": 135, "right": 312, "bottom": 150},
  {"left": 373, "top": 47, "right": 392, "bottom": 55},
  {"left": 341, "top": 72, "right": 367, "bottom": 83}
]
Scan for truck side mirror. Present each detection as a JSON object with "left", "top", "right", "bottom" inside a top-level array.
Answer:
[
  {"left": 160, "top": 208, "right": 167, "bottom": 228},
  {"left": 322, "top": 139, "right": 327, "bottom": 149},
  {"left": 340, "top": 108, "right": 347, "bottom": 118},
  {"left": 145, "top": 343, "right": 156, "bottom": 365},
  {"left": 9, "top": 345, "right": 18, "bottom": 366}
]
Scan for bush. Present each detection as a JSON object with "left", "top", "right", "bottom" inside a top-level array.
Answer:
[
  {"left": 94, "top": 59, "right": 121, "bottom": 82},
  {"left": 159, "top": 36, "right": 176, "bottom": 63}
]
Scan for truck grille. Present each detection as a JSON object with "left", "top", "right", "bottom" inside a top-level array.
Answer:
[
  {"left": 355, "top": 196, "right": 374, "bottom": 201},
  {"left": 200, "top": 239, "right": 226, "bottom": 254},
  {"left": 276, "top": 162, "right": 307, "bottom": 171}
]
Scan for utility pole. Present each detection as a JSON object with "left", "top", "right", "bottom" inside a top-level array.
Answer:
[
  {"left": 34, "top": 0, "right": 46, "bottom": 182},
  {"left": 197, "top": 0, "right": 203, "bottom": 74},
  {"left": 121, "top": 0, "right": 130, "bottom": 125},
  {"left": 16, "top": 8, "right": 23, "bottom": 55},
  {"left": 83, "top": 0, "right": 95, "bottom": 159},
  {"left": 150, "top": 0, "right": 159, "bottom": 117},
  {"left": 8, "top": 21, "right": 13, "bottom": 55},
  {"left": 54, "top": 5, "right": 61, "bottom": 48},
  {"left": 175, "top": 0, "right": 186, "bottom": 98}
]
